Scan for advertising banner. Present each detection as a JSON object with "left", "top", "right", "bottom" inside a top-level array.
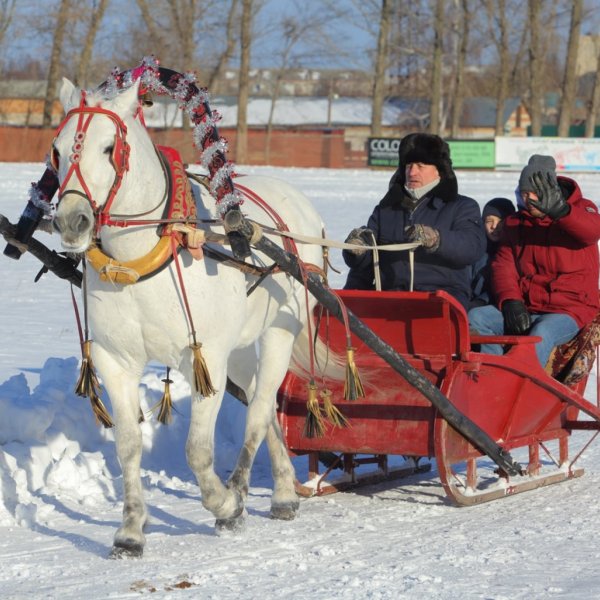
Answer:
[
  {"left": 367, "top": 137, "right": 401, "bottom": 167},
  {"left": 447, "top": 140, "right": 495, "bottom": 168},
  {"left": 368, "top": 137, "right": 495, "bottom": 169},
  {"left": 495, "top": 137, "right": 600, "bottom": 171}
]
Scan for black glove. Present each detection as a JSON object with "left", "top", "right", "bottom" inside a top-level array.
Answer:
[
  {"left": 502, "top": 300, "right": 531, "bottom": 335},
  {"left": 405, "top": 224, "right": 440, "bottom": 251},
  {"left": 344, "top": 227, "right": 374, "bottom": 256},
  {"left": 528, "top": 171, "right": 570, "bottom": 219}
]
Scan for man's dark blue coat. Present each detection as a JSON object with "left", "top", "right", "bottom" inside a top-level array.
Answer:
[{"left": 343, "top": 177, "right": 486, "bottom": 310}]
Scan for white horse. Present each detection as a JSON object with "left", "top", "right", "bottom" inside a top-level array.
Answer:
[{"left": 51, "top": 78, "right": 338, "bottom": 557}]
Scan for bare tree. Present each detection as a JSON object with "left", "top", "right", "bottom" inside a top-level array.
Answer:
[
  {"left": 0, "top": 0, "right": 15, "bottom": 78},
  {"left": 527, "top": 0, "right": 543, "bottom": 136},
  {"left": 264, "top": 14, "right": 318, "bottom": 161},
  {"left": 43, "top": 0, "right": 71, "bottom": 127},
  {"left": 135, "top": 0, "right": 171, "bottom": 56},
  {"left": 75, "top": 0, "right": 110, "bottom": 87},
  {"left": 167, "top": 0, "right": 197, "bottom": 74},
  {"left": 449, "top": 0, "right": 470, "bottom": 138},
  {"left": 236, "top": 0, "right": 253, "bottom": 164},
  {"left": 585, "top": 37, "right": 600, "bottom": 138},
  {"left": 429, "top": 0, "right": 444, "bottom": 134},
  {"left": 371, "top": 0, "right": 393, "bottom": 137},
  {"left": 205, "top": 0, "right": 239, "bottom": 89},
  {"left": 0, "top": 0, "right": 15, "bottom": 47},
  {"left": 166, "top": 0, "right": 197, "bottom": 129},
  {"left": 483, "top": 0, "right": 510, "bottom": 135},
  {"left": 557, "top": 0, "right": 583, "bottom": 137}
]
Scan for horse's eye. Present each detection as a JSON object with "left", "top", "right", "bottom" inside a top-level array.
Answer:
[
  {"left": 104, "top": 145, "right": 114, "bottom": 156},
  {"left": 50, "top": 146, "right": 60, "bottom": 171}
]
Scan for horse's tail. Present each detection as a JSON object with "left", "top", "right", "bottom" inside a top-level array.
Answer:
[{"left": 289, "top": 307, "right": 347, "bottom": 383}]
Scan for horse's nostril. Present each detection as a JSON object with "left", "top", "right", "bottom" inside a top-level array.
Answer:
[{"left": 74, "top": 213, "right": 90, "bottom": 234}]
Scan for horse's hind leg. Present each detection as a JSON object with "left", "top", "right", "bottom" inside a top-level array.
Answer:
[
  {"left": 227, "top": 329, "right": 299, "bottom": 520},
  {"left": 91, "top": 346, "right": 147, "bottom": 558},
  {"left": 227, "top": 347, "right": 298, "bottom": 521},
  {"left": 264, "top": 417, "right": 299, "bottom": 520}
]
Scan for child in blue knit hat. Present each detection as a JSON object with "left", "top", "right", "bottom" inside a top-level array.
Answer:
[{"left": 469, "top": 197, "right": 516, "bottom": 308}]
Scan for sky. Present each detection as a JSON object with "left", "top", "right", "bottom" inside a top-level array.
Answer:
[
  {"left": 2, "top": 0, "right": 376, "bottom": 73},
  {"left": 2, "top": 161, "right": 600, "bottom": 598}
]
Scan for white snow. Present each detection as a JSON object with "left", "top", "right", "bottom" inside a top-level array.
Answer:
[{"left": 2, "top": 162, "right": 600, "bottom": 599}]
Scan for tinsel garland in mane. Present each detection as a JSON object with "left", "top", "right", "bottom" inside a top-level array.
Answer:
[{"left": 101, "top": 56, "right": 241, "bottom": 216}]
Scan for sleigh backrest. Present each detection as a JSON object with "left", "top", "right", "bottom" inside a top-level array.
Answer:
[{"left": 318, "top": 289, "right": 471, "bottom": 361}]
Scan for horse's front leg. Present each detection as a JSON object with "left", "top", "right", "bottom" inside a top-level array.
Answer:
[{"left": 92, "top": 344, "right": 146, "bottom": 558}]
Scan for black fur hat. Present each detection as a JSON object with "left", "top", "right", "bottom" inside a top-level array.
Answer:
[{"left": 397, "top": 133, "right": 454, "bottom": 184}]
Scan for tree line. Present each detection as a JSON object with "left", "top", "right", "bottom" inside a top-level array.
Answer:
[{"left": 1, "top": 0, "right": 599, "bottom": 162}]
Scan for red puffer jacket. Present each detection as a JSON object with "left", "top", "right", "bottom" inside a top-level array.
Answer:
[{"left": 492, "top": 176, "right": 600, "bottom": 328}]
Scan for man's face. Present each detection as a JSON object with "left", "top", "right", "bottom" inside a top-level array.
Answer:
[
  {"left": 520, "top": 190, "right": 545, "bottom": 218},
  {"left": 405, "top": 162, "right": 440, "bottom": 189}
]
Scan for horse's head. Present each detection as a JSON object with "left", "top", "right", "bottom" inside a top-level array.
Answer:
[{"left": 52, "top": 78, "right": 141, "bottom": 252}]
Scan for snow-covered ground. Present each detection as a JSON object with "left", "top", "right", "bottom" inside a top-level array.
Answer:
[{"left": 2, "top": 162, "right": 600, "bottom": 599}]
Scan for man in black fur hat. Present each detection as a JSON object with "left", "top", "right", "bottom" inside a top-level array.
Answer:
[{"left": 343, "top": 133, "right": 486, "bottom": 310}]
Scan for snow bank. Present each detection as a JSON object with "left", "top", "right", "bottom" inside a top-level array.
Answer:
[{"left": 0, "top": 356, "right": 260, "bottom": 528}]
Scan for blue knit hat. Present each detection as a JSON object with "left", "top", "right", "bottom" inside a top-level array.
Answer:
[{"left": 482, "top": 197, "right": 516, "bottom": 220}]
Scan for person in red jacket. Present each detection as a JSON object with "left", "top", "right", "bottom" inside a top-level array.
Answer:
[{"left": 468, "top": 154, "right": 600, "bottom": 368}]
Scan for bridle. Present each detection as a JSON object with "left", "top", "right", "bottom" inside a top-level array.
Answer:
[{"left": 51, "top": 90, "right": 133, "bottom": 238}]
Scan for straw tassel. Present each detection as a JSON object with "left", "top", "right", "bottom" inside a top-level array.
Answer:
[
  {"left": 320, "top": 388, "right": 348, "bottom": 428},
  {"left": 191, "top": 342, "right": 214, "bottom": 396},
  {"left": 303, "top": 380, "right": 325, "bottom": 438},
  {"left": 75, "top": 340, "right": 113, "bottom": 428},
  {"left": 153, "top": 369, "right": 174, "bottom": 424},
  {"left": 343, "top": 347, "right": 365, "bottom": 401}
]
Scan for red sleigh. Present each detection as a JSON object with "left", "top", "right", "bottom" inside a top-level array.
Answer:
[{"left": 277, "top": 290, "right": 600, "bottom": 505}]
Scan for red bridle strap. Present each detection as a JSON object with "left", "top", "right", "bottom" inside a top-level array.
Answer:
[{"left": 53, "top": 91, "right": 131, "bottom": 236}]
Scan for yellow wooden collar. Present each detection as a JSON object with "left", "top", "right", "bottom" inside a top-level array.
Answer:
[
  {"left": 86, "top": 235, "right": 174, "bottom": 285},
  {"left": 85, "top": 147, "right": 193, "bottom": 285}
]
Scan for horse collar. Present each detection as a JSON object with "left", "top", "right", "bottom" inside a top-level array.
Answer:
[{"left": 86, "top": 146, "right": 196, "bottom": 285}]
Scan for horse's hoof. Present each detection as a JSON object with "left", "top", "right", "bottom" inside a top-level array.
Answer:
[
  {"left": 215, "top": 512, "right": 245, "bottom": 535},
  {"left": 109, "top": 541, "right": 144, "bottom": 559},
  {"left": 270, "top": 501, "right": 299, "bottom": 521}
]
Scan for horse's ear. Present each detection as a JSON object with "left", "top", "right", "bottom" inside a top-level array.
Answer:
[
  {"left": 111, "top": 80, "right": 142, "bottom": 118},
  {"left": 59, "top": 78, "right": 80, "bottom": 112}
]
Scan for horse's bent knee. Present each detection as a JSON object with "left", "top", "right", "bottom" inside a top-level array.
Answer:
[{"left": 186, "top": 444, "right": 213, "bottom": 475}]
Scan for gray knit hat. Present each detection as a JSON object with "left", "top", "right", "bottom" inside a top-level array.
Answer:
[{"left": 518, "top": 154, "right": 557, "bottom": 193}]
